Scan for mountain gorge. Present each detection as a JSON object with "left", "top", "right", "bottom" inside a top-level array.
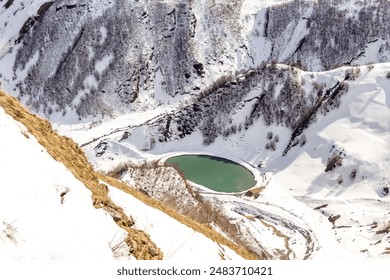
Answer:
[{"left": 1, "top": 0, "right": 390, "bottom": 260}]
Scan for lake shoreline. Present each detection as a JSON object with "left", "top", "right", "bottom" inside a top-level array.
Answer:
[{"left": 159, "top": 151, "right": 263, "bottom": 194}]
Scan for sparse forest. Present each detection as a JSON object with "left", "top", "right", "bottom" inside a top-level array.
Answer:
[{"left": 11, "top": 0, "right": 390, "bottom": 122}]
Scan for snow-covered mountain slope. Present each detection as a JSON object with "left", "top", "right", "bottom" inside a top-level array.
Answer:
[
  {"left": 105, "top": 182, "right": 243, "bottom": 260},
  {"left": 2, "top": 0, "right": 390, "bottom": 122},
  {"left": 76, "top": 63, "right": 390, "bottom": 259},
  {"left": 0, "top": 91, "right": 245, "bottom": 260},
  {"left": 0, "top": 98, "right": 125, "bottom": 259},
  {"left": 0, "top": 0, "right": 50, "bottom": 58},
  {"left": 1, "top": 0, "right": 390, "bottom": 260}
]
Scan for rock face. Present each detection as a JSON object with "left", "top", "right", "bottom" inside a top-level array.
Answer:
[
  {"left": 10, "top": 0, "right": 202, "bottom": 119},
  {"left": 3, "top": 0, "right": 390, "bottom": 122}
]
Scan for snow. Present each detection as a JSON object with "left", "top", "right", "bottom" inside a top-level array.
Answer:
[
  {"left": 83, "top": 74, "right": 99, "bottom": 90},
  {"left": 279, "top": 18, "right": 310, "bottom": 62},
  {"left": 68, "top": 63, "right": 390, "bottom": 259},
  {"left": 0, "top": 0, "right": 50, "bottom": 94},
  {"left": 0, "top": 100, "right": 244, "bottom": 260},
  {"left": 95, "top": 54, "right": 114, "bottom": 73},
  {"left": 351, "top": 39, "right": 385, "bottom": 66},
  {"left": 87, "top": 46, "right": 94, "bottom": 61},
  {"left": 259, "top": 64, "right": 390, "bottom": 258},
  {"left": 99, "top": 26, "right": 108, "bottom": 45},
  {"left": 107, "top": 184, "right": 242, "bottom": 260},
  {"left": 246, "top": 9, "right": 273, "bottom": 67},
  {"left": 0, "top": 107, "right": 124, "bottom": 259},
  {"left": 1, "top": 0, "right": 390, "bottom": 261},
  {"left": 13, "top": 50, "right": 39, "bottom": 78},
  {"left": 0, "top": 0, "right": 48, "bottom": 57},
  {"left": 56, "top": 106, "right": 170, "bottom": 146}
]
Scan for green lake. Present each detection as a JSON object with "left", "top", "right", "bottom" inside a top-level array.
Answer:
[{"left": 165, "top": 154, "right": 256, "bottom": 193}]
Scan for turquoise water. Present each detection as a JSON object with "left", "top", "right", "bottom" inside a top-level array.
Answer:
[{"left": 165, "top": 154, "right": 256, "bottom": 193}]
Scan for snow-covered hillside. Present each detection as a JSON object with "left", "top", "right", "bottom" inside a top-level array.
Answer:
[
  {"left": 0, "top": 105, "right": 124, "bottom": 259},
  {"left": 2, "top": 0, "right": 390, "bottom": 122},
  {"left": 1, "top": 0, "right": 390, "bottom": 260},
  {"left": 74, "top": 63, "right": 390, "bottom": 259},
  {"left": 0, "top": 92, "right": 245, "bottom": 260}
]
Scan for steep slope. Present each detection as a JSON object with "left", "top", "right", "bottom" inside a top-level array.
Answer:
[
  {"left": 0, "top": 90, "right": 249, "bottom": 260},
  {"left": 0, "top": 90, "right": 162, "bottom": 259},
  {"left": 2, "top": 0, "right": 390, "bottom": 122},
  {"left": 0, "top": 95, "right": 130, "bottom": 259},
  {"left": 0, "top": 0, "right": 50, "bottom": 58}
]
